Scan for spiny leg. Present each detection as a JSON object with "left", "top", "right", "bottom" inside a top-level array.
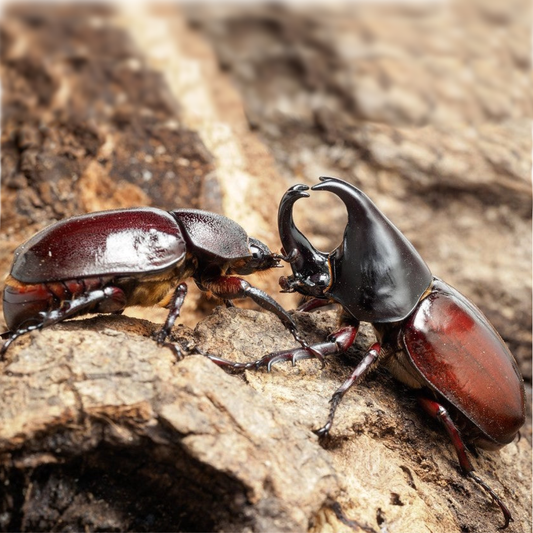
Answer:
[
  {"left": 153, "top": 282, "right": 188, "bottom": 359},
  {"left": 260, "top": 325, "right": 359, "bottom": 370},
  {"left": 206, "top": 324, "right": 358, "bottom": 375},
  {"left": 418, "top": 396, "right": 512, "bottom": 529},
  {"left": 201, "top": 275, "right": 322, "bottom": 360},
  {"left": 0, "top": 286, "right": 125, "bottom": 359},
  {"left": 315, "top": 342, "right": 381, "bottom": 437}
]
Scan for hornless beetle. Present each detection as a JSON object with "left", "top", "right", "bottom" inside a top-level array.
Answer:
[
  {"left": 215, "top": 176, "right": 525, "bottom": 529},
  {"left": 1, "top": 207, "right": 308, "bottom": 357}
]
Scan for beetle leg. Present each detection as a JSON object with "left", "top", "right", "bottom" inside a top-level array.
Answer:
[
  {"left": 202, "top": 314, "right": 359, "bottom": 376},
  {"left": 211, "top": 334, "right": 344, "bottom": 372},
  {"left": 153, "top": 283, "right": 188, "bottom": 359},
  {"left": 315, "top": 341, "right": 381, "bottom": 438},
  {"left": 204, "top": 325, "right": 359, "bottom": 373},
  {"left": 193, "top": 337, "right": 320, "bottom": 371},
  {"left": 261, "top": 325, "right": 359, "bottom": 370},
  {"left": 418, "top": 396, "right": 512, "bottom": 529},
  {"left": 196, "top": 350, "right": 258, "bottom": 372},
  {"left": 202, "top": 275, "right": 317, "bottom": 353},
  {"left": 0, "top": 286, "right": 125, "bottom": 358}
]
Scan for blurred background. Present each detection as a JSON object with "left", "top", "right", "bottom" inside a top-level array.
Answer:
[{"left": 1, "top": 1, "right": 531, "bottom": 379}]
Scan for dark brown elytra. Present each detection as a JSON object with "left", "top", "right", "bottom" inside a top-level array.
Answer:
[
  {"left": 212, "top": 176, "right": 525, "bottom": 529},
  {"left": 1, "top": 207, "right": 312, "bottom": 358}
]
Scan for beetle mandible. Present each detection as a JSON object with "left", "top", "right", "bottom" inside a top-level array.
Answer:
[
  {"left": 1, "top": 207, "right": 309, "bottom": 357},
  {"left": 214, "top": 176, "right": 525, "bottom": 529}
]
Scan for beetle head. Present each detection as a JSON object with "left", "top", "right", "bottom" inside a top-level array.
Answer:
[
  {"left": 230, "top": 237, "right": 281, "bottom": 275},
  {"left": 277, "top": 184, "right": 331, "bottom": 298}
]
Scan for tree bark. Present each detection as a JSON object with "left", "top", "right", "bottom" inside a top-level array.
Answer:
[{"left": 0, "top": 308, "right": 530, "bottom": 532}]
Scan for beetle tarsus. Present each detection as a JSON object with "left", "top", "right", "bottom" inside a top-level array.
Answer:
[
  {"left": 203, "top": 353, "right": 255, "bottom": 372},
  {"left": 468, "top": 471, "right": 513, "bottom": 529},
  {"left": 419, "top": 395, "right": 513, "bottom": 529},
  {"left": 289, "top": 329, "right": 326, "bottom": 367},
  {"left": 159, "top": 341, "right": 184, "bottom": 361},
  {"left": 247, "top": 324, "right": 360, "bottom": 373},
  {"left": 203, "top": 328, "right": 354, "bottom": 374},
  {"left": 265, "top": 346, "right": 318, "bottom": 371},
  {"left": 315, "top": 341, "right": 380, "bottom": 438}
]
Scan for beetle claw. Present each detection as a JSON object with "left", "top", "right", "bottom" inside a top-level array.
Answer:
[
  {"left": 467, "top": 471, "right": 513, "bottom": 529},
  {"left": 162, "top": 341, "right": 185, "bottom": 361},
  {"left": 313, "top": 424, "right": 330, "bottom": 439},
  {"left": 152, "top": 331, "right": 186, "bottom": 361},
  {"left": 290, "top": 330, "right": 326, "bottom": 367},
  {"left": 263, "top": 352, "right": 294, "bottom": 371},
  {"left": 202, "top": 352, "right": 254, "bottom": 372}
]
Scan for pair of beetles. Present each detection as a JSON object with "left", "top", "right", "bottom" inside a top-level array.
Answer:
[{"left": 1, "top": 176, "right": 525, "bottom": 528}]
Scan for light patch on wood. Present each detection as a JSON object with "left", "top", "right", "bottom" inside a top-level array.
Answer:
[{"left": 113, "top": 5, "right": 253, "bottom": 229}]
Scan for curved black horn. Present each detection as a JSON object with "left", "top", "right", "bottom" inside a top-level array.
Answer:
[
  {"left": 278, "top": 185, "right": 329, "bottom": 277},
  {"left": 312, "top": 176, "right": 432, "bottom": 322}
]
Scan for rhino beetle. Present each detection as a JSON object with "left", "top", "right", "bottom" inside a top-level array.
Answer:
[
  {"left": 214, "top": 176, "right": 525, "bottom": 529},
  {"left": 1, "top": 207, "right": 309, "bottom": 357}
]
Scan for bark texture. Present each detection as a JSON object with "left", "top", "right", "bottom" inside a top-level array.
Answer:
[{"left": 0, "top": 310, "right": 530, "bottom": 532}]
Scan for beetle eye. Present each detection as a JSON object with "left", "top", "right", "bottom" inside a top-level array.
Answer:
[
  {"left": 250, "top": 244, "right": 264, "bottom": 261},
  {"left": 248, "top": 238, "right": 271, "bottom": 265},
  {"left": 230, "top": 238, "right": 276, "bottom": 275}
]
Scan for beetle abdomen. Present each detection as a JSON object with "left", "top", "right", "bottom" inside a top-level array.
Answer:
[
  {"left": 3, "top": 276, "right": 54, "bottom": 331},
  {"left": 11, "top": 208, "right": 187, "bottom": 283},
  {"left": 402, "top": 278, "right": 525, "bottom": 447},
  {"left": 3, "top": 275, "right": 125, "bottom": 331}
]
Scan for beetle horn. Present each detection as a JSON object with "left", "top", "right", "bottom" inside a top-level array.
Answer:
[
  {"left": 278, "top": 184, "right": 329, "bottom": 276},
  {"left": 312, "top": 176, "right": 432, "bottom": 322}
]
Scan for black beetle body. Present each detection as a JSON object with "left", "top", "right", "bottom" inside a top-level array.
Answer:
[{"left": 2, "top": 207, "right": 305, "bottom": 356}]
